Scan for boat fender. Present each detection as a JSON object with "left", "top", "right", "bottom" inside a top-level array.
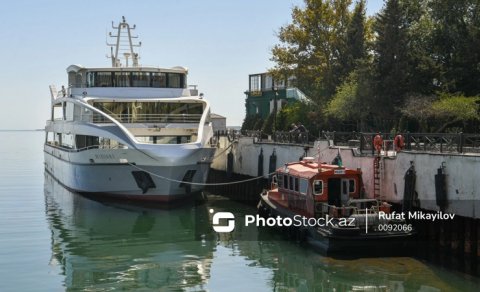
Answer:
[
  {"left": 269, "top": 149, "right": 277, "bottom": 175},
  {"left": 403, "top": 162, "right": 417, "bottom": 211},
  {"left": 258, "top": 148, "right": 264, "bottom": 178},
  {"left": 227, "top": 151, "right": 234, "bottom": 178},
  {"left": 434, "top": 163, "right": 447, "bottom": 210}
]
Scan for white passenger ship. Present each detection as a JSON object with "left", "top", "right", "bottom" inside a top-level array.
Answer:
[{"left": 44, "top": 17, "right": 215, "bottom": 202}]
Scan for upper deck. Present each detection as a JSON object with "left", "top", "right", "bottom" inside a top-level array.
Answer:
[{"left": 66, "top": 65, "right": 192, "bottom": 98}]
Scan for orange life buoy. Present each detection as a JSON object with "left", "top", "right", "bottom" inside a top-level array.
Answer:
[
  {"left": 394, "top": 134, "right": 405, "bottom": 151},
  {"left": 373, "top": 134, "right": 383, "bottom": 152}
]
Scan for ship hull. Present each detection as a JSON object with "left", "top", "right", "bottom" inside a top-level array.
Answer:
[
  {"left": 258, "top": 192, "right": 415, "bottom": 256},
  {"left": 44, "top": 144, "right": 215, "bottom": 202}
]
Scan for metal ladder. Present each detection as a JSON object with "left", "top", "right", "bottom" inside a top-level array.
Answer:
[{"left": 373, "top": 156, "right": 383, "bottom": 199}]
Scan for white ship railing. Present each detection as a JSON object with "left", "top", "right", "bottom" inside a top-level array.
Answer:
[
  {"left": 92, "top": 113, "right": 202, "bottom": 124},
  {"left": 45, "top": 142, "right": 127, "bottom": 152}
]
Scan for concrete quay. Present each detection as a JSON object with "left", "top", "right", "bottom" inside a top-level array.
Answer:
[{"left": 208, "top": 135, "right": 480, "bottom": 261}]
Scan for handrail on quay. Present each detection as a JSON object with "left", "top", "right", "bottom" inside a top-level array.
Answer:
[
  {"left": 214, "top": 130, "right": 480, "bottom": 155},
  {"left": 321, "top": 131, "right": 480, "bottom": 154}
]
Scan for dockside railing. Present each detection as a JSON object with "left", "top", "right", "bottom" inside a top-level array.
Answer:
[
  {"left": 321, "top": 131, "right": 480, "bottom": 154},
  {"left": 221, "top": 130, "right": 480, "bottom": 154}
]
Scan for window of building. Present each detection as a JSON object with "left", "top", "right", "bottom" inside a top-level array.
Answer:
[
  {"left": 265, "top": 75, "right": 273, "bottom": 90},
  {"left": 250, "top": 75, "right": 261, "bottom": 92}
]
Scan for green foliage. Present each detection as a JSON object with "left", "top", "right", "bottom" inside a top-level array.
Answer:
[
  {"left": 432, "top": 94, "right": 480, "bottom": 121},
  {"left": 270, "top": 0, "right": 355, "bottom": 103},
  {"left": 429, "top": 0, "right": 480, "bottom": 95},
  {"left": 269, "top": 0, "right": 480, "bottom": 133},
  {"left": 261, "top": 112, "right": 275, "bottom": 135},
  {"left": 401, "top": 93, "right": 480, "bottom": 132},
  {"left": 241, "top": 114, "right": 264, "bottom": 131},
  {"left": 278, "top": 101, "right": 319, "bottom": 133},
  {"left": 325, "top": 72, "right": 359, "bottom": 121}
]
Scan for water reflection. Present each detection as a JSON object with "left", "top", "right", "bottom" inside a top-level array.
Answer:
[
  {"left": 44, "top": 171, "right": 214, "bottom": 291},
  {"left": 206, "top": 199, "right": 480, "bottom": 292},
  {"left": 45, "top": 171, "right": 480, "bottom": 291}
]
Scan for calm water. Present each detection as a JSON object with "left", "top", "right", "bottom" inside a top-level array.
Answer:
[{"left": 1, "top": 131, "right": 480, "bottom": 291}]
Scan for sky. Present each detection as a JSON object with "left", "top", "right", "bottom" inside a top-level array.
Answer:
[{"left": 0, "top": 0, "right": 383, "bottom": 129}]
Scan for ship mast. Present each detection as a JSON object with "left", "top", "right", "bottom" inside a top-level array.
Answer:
[{"left": 107, "top": 16, "right": 142, "bottom": 67}]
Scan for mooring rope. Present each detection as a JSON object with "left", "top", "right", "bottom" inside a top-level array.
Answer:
[
  {"left": 127, "top": 141, "right": 329, "bottom": 186},
  {"left": 211, "top": 141, "right": 234, "bottom": 159},
  {"left": 128, "top": 162, "right": 274, "bottom": 186}
]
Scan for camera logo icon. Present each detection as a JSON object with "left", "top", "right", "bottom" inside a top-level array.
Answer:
[{"left": 210, "top": 209, "right": 235, "bottom": 233}]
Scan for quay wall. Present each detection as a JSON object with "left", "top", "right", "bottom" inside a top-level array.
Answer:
[{"left": 211, "top": 137, "right": 480, "bottom": 219}]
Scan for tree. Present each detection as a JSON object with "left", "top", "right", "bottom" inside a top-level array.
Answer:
[
  {"left": 373, "top": 0, "right": 410, "bottom": 114},
  {"left": 241, "top": 114, "right": 263, "bottom": 132},
  {"left": 429, "top": 0, "right": 480, "bottom": 95},
  {"left": 345, "top": 0, "right": 367, "bottom": 72},
  {"left": 270, "top": 0, "right": 352, "bottom": 103},
  {"left": 431, "top": 93, "right": 480, "bottom": 132},
  {"left": 401, "top": 93, "right": 480, "bottom": 132},
  {"left": 324, "top": 60, "right": 376, "bottom": 131}
]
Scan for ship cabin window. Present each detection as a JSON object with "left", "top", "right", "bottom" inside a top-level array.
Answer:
[
  {"left": 114, "top": 72, "right": 131, "bottom": 87},
  {"left": 283, "top": 174, "right": 288, "bottom": 190},
  {"left": 136, "top": 136, "right": 191, "bottom": 144},
  {"left": 294, "top": 177, "right": 299, "bottom": 192},
  {"left": 94, "top": 72, "right": 114, "bottom": 87},
  {"left": 61, "top": 133, "right": 75, "bottom": 149},
  {"left": 151, "top": 72, "right": 167, "bottom": 87},
  {"left": 76, "top": 135, "right": 99, "bottom": 150},
  {"left": 342, "top": 180, "right": 348, "bottom": 196},
  {"left": 277, "top": 173, "right": 284, "bottom": 188},
  {"left": 299, "top": 179, "right": 308, "bottom": 195},
  {"left": 86, "top": 71, "right": 186, "bottom": 88},
  {"left": 131, "top": 72, "right": 150, "bottom": 87},
  {"left": 167, "top": 73, "right": 181, "bottom": 88},
  {"left": 289, "top": 176, "right": 294, "bottom": 191},
  {"left": 92, "top": 101, "right": 204, "bottom": 124},
  {"left": 46, "top": 132, "right": 55, "bottom": 145},
  {"left": 349, "top": 179, "right": 356, "bottom": 193},
  {"left": 313, "top": 180, "right": 323, "bottom": 196}
]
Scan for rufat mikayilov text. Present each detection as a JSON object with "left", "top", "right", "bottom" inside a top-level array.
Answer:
[{"left": 379, "top": 211, "right": 455, "bottom": 221}]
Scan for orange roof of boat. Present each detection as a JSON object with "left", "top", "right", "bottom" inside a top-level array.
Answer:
[{"left": 276, "top": 157, "right": 361, "bottom": 179}]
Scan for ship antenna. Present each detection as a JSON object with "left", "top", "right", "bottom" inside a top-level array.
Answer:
[{"left": 106, "top": 16, "right": 142, "bottom": 67}]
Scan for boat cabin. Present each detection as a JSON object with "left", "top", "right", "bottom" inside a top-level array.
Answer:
[{"left": 270, "top": 157, "right": 363, "bottom": 218}]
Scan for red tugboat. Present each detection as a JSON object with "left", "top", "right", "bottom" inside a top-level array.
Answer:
[{"left": 257, "top": 157, "right": 415, "bottom": 254}]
